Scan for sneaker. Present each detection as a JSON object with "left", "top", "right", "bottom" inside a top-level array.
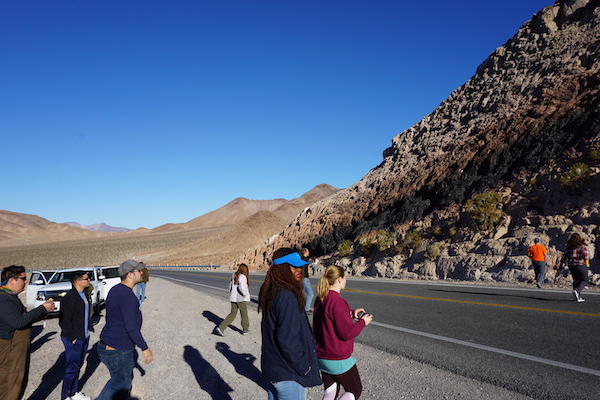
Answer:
[
  {"left": 573, "top": 290, "right": 579, "bottom": 301},
  {"left": 536, "top": 282, "right": 542, "bottom": 288},
  {"left": 577, "top": 297, "right": 586, "bottom": 303},
  {"left": 242, "top": 330, "right": 250, "bottom": 335},
  {"left": 69, "top": 392, "right": 91, "bottom": 400},
  {"left": 214, "top": 327, "right": 224, "bottom": 336}
]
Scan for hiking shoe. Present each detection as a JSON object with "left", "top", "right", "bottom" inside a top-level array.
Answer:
[
  {"left": 242, "top": 330, "right": 250, "bottom": 335},
  {"left": 214, "top": 327, "right": 224, "bottom": 336},
  {"left": 69, "top": 392, "right": 91, "bottom": 400}
]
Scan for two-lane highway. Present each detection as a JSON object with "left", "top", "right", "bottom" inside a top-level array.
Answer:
[{"left": 151, "top": 269, "right": 599, "bottom": 400}]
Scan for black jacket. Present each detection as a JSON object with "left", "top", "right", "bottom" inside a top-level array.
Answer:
[
  {"left": 59, "top": 288, "right": 91, "bottom": 341},
  {"left": 0, "top": 290, "right": 47, "bottom": 340}
]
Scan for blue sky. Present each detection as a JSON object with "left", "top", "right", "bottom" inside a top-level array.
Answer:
[{"left": 1, "top": 0, "right": 552, "bottom": 229}]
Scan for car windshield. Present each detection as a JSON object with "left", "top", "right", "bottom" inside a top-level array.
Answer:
[
  {"left": 48, "top": 270, "right": 93, "bottom": 284},
  {"left": 102, "top": 267, "right": 120, "bottom": 279}
]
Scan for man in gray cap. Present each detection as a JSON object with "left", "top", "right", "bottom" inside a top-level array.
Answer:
[{"left": 96, "top": 260, "right": 153, "bottom": 400}]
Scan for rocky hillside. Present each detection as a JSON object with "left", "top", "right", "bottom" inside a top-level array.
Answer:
[{"left": 235, "top": 0, "right": 600, "bottom": 286}]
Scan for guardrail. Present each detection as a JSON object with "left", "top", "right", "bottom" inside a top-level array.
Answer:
[{"left": 147, "top": 265, "right": 222, "bottom": 271}]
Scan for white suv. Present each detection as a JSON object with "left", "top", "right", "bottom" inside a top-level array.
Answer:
[{"left": 30, "top": 266, "right": 107, "bottom": 314}]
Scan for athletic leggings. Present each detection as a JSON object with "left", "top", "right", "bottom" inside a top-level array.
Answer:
[{"left": 322, "top": 364, "right": 362, "bottom": 399}]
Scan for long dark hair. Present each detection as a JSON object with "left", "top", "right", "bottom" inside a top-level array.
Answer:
[
  {"left": 567, "top": 233, "right": 586, "bottom": 249},
  {"left": 258, "top": 248, "right": 305, "bottom": 316},
  {"left": 234, "top": 263, "right": 249, "bottom": 286}
]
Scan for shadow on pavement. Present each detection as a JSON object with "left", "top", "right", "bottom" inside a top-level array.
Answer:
[
  {"left": 216, "top": 342, "right": 266, "bottom": 390},
  {"left": 183, "top": 345, "right": 233, "bottom": 400}
]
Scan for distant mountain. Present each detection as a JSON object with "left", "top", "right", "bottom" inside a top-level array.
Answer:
[
  {"left": 151, "top": 183, "right": 340, "bottom": 233},
  {"left": 0, "top": 210, "right": 112, "bottom": 246},
  {"left": 65, "top": 222, "right": 132, "bottom": 233}
]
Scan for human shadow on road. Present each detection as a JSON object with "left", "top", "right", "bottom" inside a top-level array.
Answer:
[
  {"left": 79, "top": 340, "right": 101, "bottom": 389},
  {"left": 26, "top": 352, "right": 66, "bottom": 400},
  {"left": 216, "top": 342, "right": 266, "bottom": 390},
  {"left": 431, "top": 288, "right": 552, "bottom": 301},
  {"left": 30, "top": 330, "right": 57, "bottom": 354},
  {"left": 183, "top": 345, "right": 234, "bottom": 400},
  {"left": 202, "top": 310, "right": 223, "bottom": 325}
]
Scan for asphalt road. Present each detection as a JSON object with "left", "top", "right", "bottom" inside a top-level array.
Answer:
[{"left": 150, "top": 269, "right": 600, "bottom": 400}]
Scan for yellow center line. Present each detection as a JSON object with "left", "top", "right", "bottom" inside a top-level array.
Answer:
[{"left": 343, "top": 288, "right": 600, "bottom": 317}]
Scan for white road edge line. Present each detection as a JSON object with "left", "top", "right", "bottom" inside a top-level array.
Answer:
[
  {"left": 158, "top": 274, "right": 600, "bottom": 377},
  {"left": 373, "top": 321, "right": 600, "bottom": 377}
]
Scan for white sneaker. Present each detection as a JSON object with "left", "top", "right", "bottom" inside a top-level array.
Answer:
[{"left": 69, "top": 392, "right": 91, "bottom": 400}]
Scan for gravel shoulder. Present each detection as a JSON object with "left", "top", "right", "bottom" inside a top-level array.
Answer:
[{"left": 24, "top": 277, "right": 534, "bottom": 400}]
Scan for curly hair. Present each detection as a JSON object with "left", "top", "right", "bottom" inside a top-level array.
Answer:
[{"left": 258, "top": 248, "right": 305, "bottom": 316}]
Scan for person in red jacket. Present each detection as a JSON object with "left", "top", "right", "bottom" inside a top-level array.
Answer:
[
  {"left": 312, "top": 266, "right": 372, "bottom": 400},
  {"left": 527, "top": 238, "right": 548, "bottom": 288}
]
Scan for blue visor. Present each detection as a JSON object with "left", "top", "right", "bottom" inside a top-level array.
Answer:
[{"left": 273, "top": 252, "right": 308, "bottom": 267}]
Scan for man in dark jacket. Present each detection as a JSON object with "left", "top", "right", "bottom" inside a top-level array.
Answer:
[
  {"left": 0, "top": 265, "right": 54, "bottom": 400},
  {"left": 58, "top": 271, "right": 92, "bottom": 400}
]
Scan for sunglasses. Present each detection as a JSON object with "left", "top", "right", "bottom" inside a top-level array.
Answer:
[{"left": 16, "top": 276, "right": 27, "bottom": 281}]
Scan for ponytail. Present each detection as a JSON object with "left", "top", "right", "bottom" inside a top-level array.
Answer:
[{"left": 317, "top": 265, "right": 345, "bottom": 302}]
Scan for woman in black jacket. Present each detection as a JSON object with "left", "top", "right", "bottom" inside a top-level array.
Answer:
[{"left": 258, "top": 248, "right": 322, "bottom": 400}]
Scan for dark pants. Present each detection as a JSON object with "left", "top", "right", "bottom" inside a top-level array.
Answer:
[
  {"left": 532, "top": 261, "right": 546, "bottom": 285},
  {"left": 96, "top": 342, "right": 135, "bottom": 400},
  {"left": 322, "top": 364, "right": 363, "bottom": 399},
  {"left": 61, "top": 336, "right": 89, "bottom": 399},
  {"left": 570, "top": 264, "right": 589, "bottom": 293}
]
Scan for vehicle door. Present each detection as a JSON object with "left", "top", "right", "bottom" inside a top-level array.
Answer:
[{"left": 26, "top": 270, "right": 50, "bottom": 309}]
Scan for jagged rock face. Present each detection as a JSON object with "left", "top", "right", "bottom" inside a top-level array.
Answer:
[{"left": 236, "top": 0, "right": 600, "bottom": 270}]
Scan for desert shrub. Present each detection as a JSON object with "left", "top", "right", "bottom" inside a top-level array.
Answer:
[
  {"left": 358, "top": 235, "right": 376, "bottom": 256},
  {"left": 431, "top": 225, "right": 443, "bottom": 238},
  {"left": 589, "top": 149, "right": 600, "bottom": 161},
  {"left": 448, "top": 225, "right": 458, "bottom": 238},
  {"left": 425, "top": 243, "right": 441, "bottom": 261},
  {"left": 464, "top": 192, "right": 505, "bottom": 231},
  {"left": 558, "top": 162, "right": 592, "bottom": 193},
  {"left": 338, "top": 240, "right": 353, "bottom": 258},
  {"left": 376, "top": 231, "right": 396, "bottom": 251},
  {"left": 404, "top": 230, "right": 422, "bottom": 250}
]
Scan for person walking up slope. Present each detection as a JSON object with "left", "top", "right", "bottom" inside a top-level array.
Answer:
[
  {"left": 215, "top": 263, "right": 251, "bottom": 336},
  {"left": 313, "top": 265, "right": 372, "bottom": 400}
]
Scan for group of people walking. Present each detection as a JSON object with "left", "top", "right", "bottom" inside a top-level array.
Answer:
[
  {"left": 0, "top": 259, "right": 152, "bottom": 400},
  {"left": 527, "top": 233, "right": 591, "bottom": 302},
  {"left": 215, "top": 247, "right": 372, "bottom": 400},
  {"left": 0, "top": 232, "right": 593, "bottom": 400}
]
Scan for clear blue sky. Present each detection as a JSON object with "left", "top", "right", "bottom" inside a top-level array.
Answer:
[{"left": 1, "top": 0, "right": 552, "bottom": 229}]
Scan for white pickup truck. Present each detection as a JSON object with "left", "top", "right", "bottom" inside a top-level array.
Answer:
[{"left": 27, "top": 266, "right": 121, "bottom": 314}]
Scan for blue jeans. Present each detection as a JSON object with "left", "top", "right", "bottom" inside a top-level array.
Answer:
[
  {"left": 136, "top": 283, "right": 146, "bottom": 304},
  {"left": 267, "top": 380, "right": 307, "bottom": 400},
  {"left": 96, "top": 342, "right": 135, "bottom": 400},
  {"left": 302, "top": 278, "right": 313, "bottom": 311},
  {"left": 61, "top": 336, "right": 89, "bottom": 400}
]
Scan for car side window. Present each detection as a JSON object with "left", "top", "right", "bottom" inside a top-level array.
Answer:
[{"left": 30, "top": 272, "right": 43, "bottom": 284}]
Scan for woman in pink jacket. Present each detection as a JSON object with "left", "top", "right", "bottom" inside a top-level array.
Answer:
[{"left": 312, "top": 266, "right": 372, "bottom": 400}]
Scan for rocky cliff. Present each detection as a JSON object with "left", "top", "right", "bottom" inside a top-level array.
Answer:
[{"left": 235, "top": 0, "right": 600, "bottom": 285}]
